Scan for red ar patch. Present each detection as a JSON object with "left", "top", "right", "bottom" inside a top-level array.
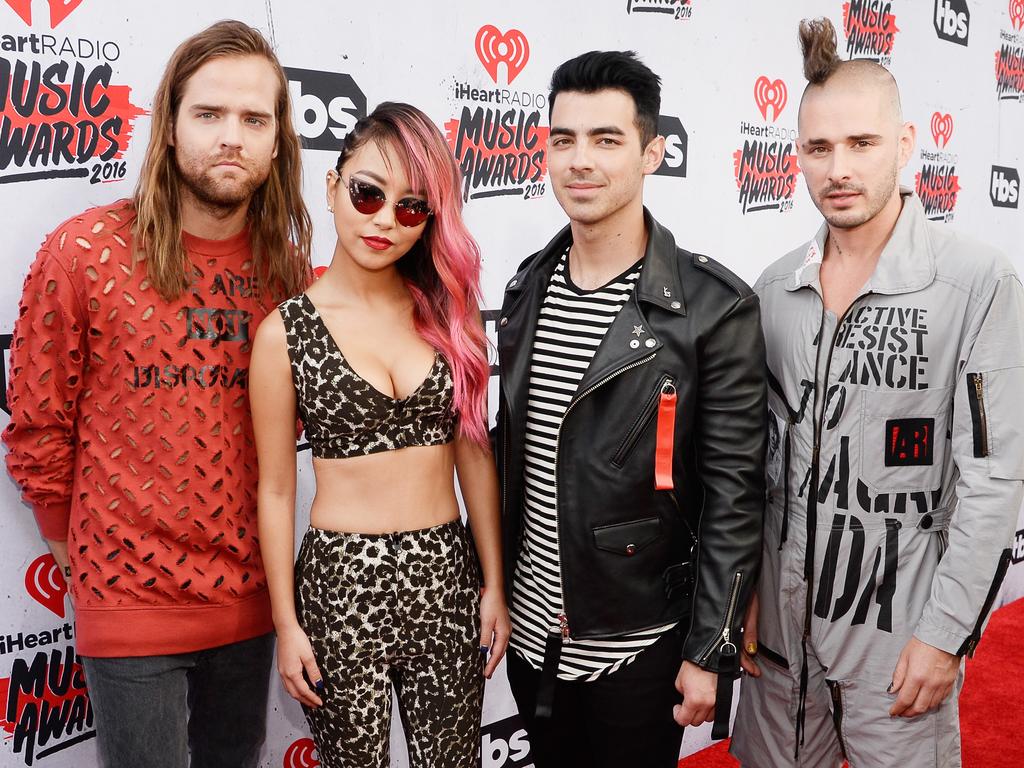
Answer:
[{"left": 885, "top": 418, "right": 934, "bottom": 467}]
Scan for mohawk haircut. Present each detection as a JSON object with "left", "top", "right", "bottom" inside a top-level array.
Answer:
[
  {"left": 799, "top": 17, "right": 842, "bottom": 84},
  {"left": 796, "top": 16, "right": 904, "bottom": 122}
]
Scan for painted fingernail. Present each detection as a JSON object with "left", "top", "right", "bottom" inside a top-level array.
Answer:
[{"left": 886, "top": 682, "right": 893, "bottom": 693}]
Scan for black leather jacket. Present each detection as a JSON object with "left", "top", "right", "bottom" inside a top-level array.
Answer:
[{"left": 495, "top": 210, "right": 766, "bottom": 673}]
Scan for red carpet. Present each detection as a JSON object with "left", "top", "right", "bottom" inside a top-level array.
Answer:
[{"left": 678, "top": 598, "right": 1023, "bottom": 767}]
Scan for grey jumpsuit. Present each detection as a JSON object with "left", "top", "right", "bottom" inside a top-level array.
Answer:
[{"left": 731, "top": 191, "right": 1024, "bottom": 768}]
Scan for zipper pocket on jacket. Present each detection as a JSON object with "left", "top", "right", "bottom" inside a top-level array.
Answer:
[
  {"left": 699, "top": 570, "right": 743, "bottom": 665},
  {"left": 611, "top": 374, "right": 672, "bottom": 467},
  {"left": 827, "top": 680, "right": 849, "bottom": 760},
  {"left": 967, "top": 372, "right": 989, "bottom": 458},
  {"left": 957, "top": 548, "right": 1012, "bottom": 657}
]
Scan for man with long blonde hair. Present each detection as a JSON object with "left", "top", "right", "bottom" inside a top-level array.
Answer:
[{"left": 3, "top": 19, "right": 311, "bottom": 767}]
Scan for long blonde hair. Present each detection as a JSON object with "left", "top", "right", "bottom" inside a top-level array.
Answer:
[{"left": 133, "top": 19, "right": 311, "bottom": 301}]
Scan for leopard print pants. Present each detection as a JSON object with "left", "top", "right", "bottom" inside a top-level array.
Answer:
[{"left": 295, "top": 519, "right": 483, "bottom": 767}]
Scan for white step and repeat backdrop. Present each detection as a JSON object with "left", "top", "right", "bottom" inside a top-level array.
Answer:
[{"left": 0, "top": 1, "right": 1022, "bottom": 766}]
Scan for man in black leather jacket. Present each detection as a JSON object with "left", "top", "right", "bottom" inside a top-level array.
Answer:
[{"left": 494, "top": 50, "right": 767, "bottom": 767}]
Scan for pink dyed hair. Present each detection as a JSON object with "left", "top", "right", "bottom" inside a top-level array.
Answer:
[{"left": 334, "top": 102, "right": 491, "bottom": 448}]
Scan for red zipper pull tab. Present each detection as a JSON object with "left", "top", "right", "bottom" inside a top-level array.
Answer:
[
  {"left": 655, "top": 380, "right": 677, "bottom": 490},
  {"left": 557, "top": 612, "right": 570, "bottom": 642}
]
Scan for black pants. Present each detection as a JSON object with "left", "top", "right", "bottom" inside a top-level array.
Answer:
[
  {"left": 81, "top": 633, "right": 274, "bottom": 768},
  {"left": 507, "top": 628, "right": 685, "bottom": 768}
]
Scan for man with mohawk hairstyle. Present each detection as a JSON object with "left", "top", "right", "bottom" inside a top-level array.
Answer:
[{"left": 731, "top": 16, "right": 1024, "bottom": 768}]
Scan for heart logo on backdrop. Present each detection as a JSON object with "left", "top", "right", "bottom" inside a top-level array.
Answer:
[
  {"left": 475, "top": 25, "right": 530, "bottom": 85},
  {"left": 2, "top": 0, "right": 86, "bottom": 27},
  {"left": 24, "top": 553, "right": 67, "bottom": 618},
  {"left": 2, "top": 0, "right": 30, "bottom": 24},
  {"left": 48, "top": 0, "right": 86, "bottom": 27},
  {"left": 284, "top": 739, "right": 320, "bottom": 768},
  {"left": 753, "top": 76, "right": 788, "bottom": 123},
  {"left": 1010, "top": 0, "right": 1024, "bottom": 30},
  {"left": 930, "top": 112, "right": 954, "bottom": 148}
]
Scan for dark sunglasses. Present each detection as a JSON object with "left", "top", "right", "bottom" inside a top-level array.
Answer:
[{"left": 342, "top": 175, "right": 432, "bottom": 228}]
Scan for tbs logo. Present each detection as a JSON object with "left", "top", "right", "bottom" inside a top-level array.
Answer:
[
  {"left": 934, "top": 0, "right": 970, "bottom": 46},
  {"left": 480, "top": 715, "right": 531, "bottom": 768},
  {"left": 655, "top": 115, "right": 688, "bottom": 178},
  {"left": 990, "top": 165, "right": 1020, "bottom": 208},
  {"left": 284, "top": 67, "right": 367, "bottom": 151},
  {"left": 1013, "top": 528, "right": 1024, "bottom": 564}
]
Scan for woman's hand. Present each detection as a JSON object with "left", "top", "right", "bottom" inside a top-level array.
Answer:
[
  {"left": 276, "top": 622, "right": 324, "bottom": 708},
  {"left": 479, "top": 586, "right": 511, "bottom": 678}
]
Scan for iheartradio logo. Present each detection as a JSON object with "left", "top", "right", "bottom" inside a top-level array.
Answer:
[
  {"left": 283, "top": 738, "right": 319, "bottom": 768},
  {"left": 753, "top": 76, "right": 788, "bottom": 123},
  {"left": 930, "top": 112, "right": 954, "bottom": 148},
  {"left": 1011, "top": 0, "right": 1024, "bottom": 31},
  {"left": 2, "top": 0, "right": 86, "bottom": 28},
  {"left": 475, "top": 25, "right": 530, "bottom": 85},
  {"left": 25, "top": 553, "right": 68, "bottom": 618}
]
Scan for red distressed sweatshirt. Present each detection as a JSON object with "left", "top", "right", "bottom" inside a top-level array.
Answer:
[{"left": 3, "top": 200, "right": 274, "bottom": 656}]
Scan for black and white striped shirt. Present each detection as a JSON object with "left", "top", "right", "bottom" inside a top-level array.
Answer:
[{"left": 509, "top": 248, "right": 676, "bottom": 680}]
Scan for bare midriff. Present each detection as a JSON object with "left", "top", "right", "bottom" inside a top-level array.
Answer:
[{"left": 308, "top": 442, "right": 459, "bottom": 534}]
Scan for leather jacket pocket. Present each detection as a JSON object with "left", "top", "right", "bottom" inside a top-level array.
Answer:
[
  {"left": 859, "top": 385, "right": 952, "bottom": 494},
  {"left": 611, "top": 374, "right": 672, "bottom": 467},
  {"left": 593, "top": 516, "right": 662, "bottom": 556}
]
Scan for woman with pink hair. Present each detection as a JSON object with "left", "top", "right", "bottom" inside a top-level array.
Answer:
[{"left": 251, "top": 102, "right": 509, "bottom": 766}]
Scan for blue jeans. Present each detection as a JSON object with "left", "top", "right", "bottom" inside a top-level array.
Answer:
[{"left": 81, "top": 632, "right": 274, "bottom": 768}]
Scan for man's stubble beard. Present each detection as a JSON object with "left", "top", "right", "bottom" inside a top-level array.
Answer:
[
  {"left": 819, "top": 162, "right": 900, "bottom": 230},
  {"left": 175, "top": 151, "right": 272, "bottom": 212}
]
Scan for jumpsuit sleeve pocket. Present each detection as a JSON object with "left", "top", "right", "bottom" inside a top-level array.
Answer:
[{"left": 972, "top": 366, "right": 1024, "bottom": 479}]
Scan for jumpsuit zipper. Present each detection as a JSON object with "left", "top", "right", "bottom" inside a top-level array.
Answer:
[{"left": 796, "top": 290, "right": 871, "bottom": 757}]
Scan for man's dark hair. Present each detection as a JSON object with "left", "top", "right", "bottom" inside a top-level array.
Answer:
[{"left": 548, "top": 50, "right": 661, "bottom": 148}]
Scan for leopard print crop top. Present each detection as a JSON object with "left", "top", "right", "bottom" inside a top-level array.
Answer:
[{"left": 279, "top": 293, "right": 457, "bottom": 459}]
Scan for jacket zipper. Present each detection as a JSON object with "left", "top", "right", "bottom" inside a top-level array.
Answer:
[
  {"left": 553, "top": 352, "right": 656, "bottom": 640},
  {"left": 967, "top": 373, "right": 989, "bottom": 458},
  {"left": 827, "top": 680, "right": 849, "bottom": 759},
  {"left": 611, "top": 374, "right": 672, "bottom": 467},
  {"left": 957, "top": 547, "right": 1012, "bottom": 657},
  {"left": 699, "top": 570, "right": 743, "bottom": 664},
  {"left": 501, "top": 399, "right": 510, "bottom": 517}
]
